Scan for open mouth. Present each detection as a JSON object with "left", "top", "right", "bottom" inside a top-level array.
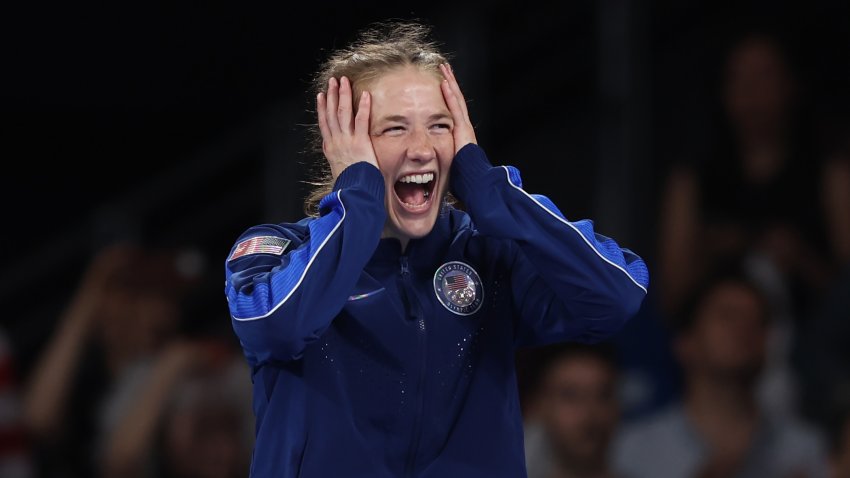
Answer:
[{"left": 393, "top": 172, "right": 437, "bottom": 212}]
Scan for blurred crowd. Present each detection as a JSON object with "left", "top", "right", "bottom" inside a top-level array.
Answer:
[
  {"left": 521, "top": 32, "right": 850, "bottom": 478},
  {"left": 0, "top": 244, "right": 253, "bottom": 478},
  {"left": 0, "top": 29, "right": 848, "bottom": 478}
]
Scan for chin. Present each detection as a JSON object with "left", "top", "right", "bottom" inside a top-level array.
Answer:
[{"left": 387, "top": 212, "right": 438, "bottom": 242}]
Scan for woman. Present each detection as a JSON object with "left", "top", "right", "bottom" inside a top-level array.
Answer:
[
  {"left": 658, "top": 33, "right": 850, "bottom": 318},
  {"left": 224, "top": 22, "right": 648, "bottom": 477},
  {"left": 657, "top": 32, "right": 850, "bottom": 421}
]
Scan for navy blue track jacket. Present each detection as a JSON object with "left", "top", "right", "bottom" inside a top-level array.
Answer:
[{"left": 225, "top": 144, "right": 649, "bottom": 477}]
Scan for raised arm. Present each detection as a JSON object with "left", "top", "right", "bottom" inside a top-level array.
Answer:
[
  {"left": 226, "top": 76, "right": 386, "bottom": 366},
  {"left": 451, "top": 145, "right": 648, "bottom": 345},
  {"left": 440, "top": 63, "right": 647, "bottom": 346},
  {"left": 657, "top": 166, "right": 702, "bottom": 315},
  {"left": 23, "top": 244, "right": 139, "bottom": 437}
]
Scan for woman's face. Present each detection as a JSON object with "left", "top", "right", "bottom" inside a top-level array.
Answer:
[
  {"left": 368, "top": 65, "right": 454, "bottom": 244},
  {"left": 723, "top": 36, "right": 792, "bottom": 137}
]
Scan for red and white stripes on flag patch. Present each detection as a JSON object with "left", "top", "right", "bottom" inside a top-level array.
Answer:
[
  {"left": 445, "top": 274, "right": 469, "bottom": 291},
  {"left": 228, "top": 236, "right": 291, "bottom": 261}
]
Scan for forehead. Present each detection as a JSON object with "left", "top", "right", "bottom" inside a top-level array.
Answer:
[
  {"left": 546, "top": 355, "right": 614, "bottom": 385},
  {"left": 692, "top": 282, "right": 767, "bottom": 329},
  {"left": 703, "top": 283, "right": 760, "bottom": 310},
  {"left": 368, "top": 66, "right": 446, "bottom": 115}
]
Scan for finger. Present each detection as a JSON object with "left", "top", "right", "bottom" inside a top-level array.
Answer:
[
  {"left": 439, "top": 64, "right": 464, "bottom": 116},
  {"left": 441, "top": 64, "right": 470, "bottom": 120},
  {"left": 354, "top": 90, "right": 371, "bottom": 138},
  {"left": 440, "top": 78, "right": 467, "bottom": 125},
  {"left": 354, "top": 91, "right": 379, "bottom": 168},
  {"left": 441, "top": 62, "right": 456, "bottom": 83},
  {"left": 337, "top": 76, "right": 353, "bottom": 134},
  {"left": 325, "top": 77, "right": 340, "bottom": 134},
  {"left": 317, "top": 92, "right": 332, "bottom": 142},
  {"left": 441, "top": 78, "right": 477, "bottom": 152}
]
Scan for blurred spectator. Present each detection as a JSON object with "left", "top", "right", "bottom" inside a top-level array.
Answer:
[
  {"left": 657, "top": 32, "right": 850, "bottom": 418},
  {"left": 659, "top": 32, "right": 850, "bottom": 315},
  {"left": 102, "top": 340, "right": 253, "bottom": 478},
  {"left": 517, "top": 296, "right": 681, "bottom": 429},
  {"left": 20, "top": 243, "right": 220, "bottom": 476},
  {"left": 613, "top": 270, "right": 828, "bottom": 478},
  {"left": 0, "top": 328, "right": 33, "bottom": 478},
  {"left": 523, "top": 343, "right": 623, "bottom": 478},
  {"left": 792, "top": 121, "right": 850, "bottom": 431},
  {"left": 608, "top": 294, "right": 681, "bottom": 423}
]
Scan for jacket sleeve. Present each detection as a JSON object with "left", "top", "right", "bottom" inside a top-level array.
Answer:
[
  {"left": 225, "top": 162, "right": 386, "bottom": 366},
  {"left": 449, "top": 144, "right": 649, "bottom": 346}
]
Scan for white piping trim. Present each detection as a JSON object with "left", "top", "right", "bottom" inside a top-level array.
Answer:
[
  {"left": 231, "top": 190, "right": 348, "bottom": 321},
  {"left": 501, "top": 166, "right": 648, "bottom": 294}
]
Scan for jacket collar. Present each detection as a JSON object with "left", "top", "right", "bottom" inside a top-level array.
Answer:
[{"left": 370, "top": 205, "right": 467, "bottom": 272}]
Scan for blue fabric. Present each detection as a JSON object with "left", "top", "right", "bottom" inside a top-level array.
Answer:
[
  {"left": 224, "top": 145, "right": 648, "bottom": 477},
  {"left": 511, "top": 171, "right": 648, "bottom": 293},
  {"left": 227, "top": 191, "right": 344, "bottom": 319}
]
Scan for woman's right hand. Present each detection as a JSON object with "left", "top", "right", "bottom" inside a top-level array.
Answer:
[{"left": 317, "top": 76, "right": 379, "bottom": 178}]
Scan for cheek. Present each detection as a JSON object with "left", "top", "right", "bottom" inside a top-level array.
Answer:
[
  {"left": 436, "top": 135, "right": 455, "bottom": 157},
  {"left": 552, "top": 405, "right": 584, "bottom": 431},
  {"left": 436, "top": 141, "right": 454, "bottom": 175},
  {"left": 597, "top": 404, "right": 619, "bottom": 425},
  {"left": 371, "top": 139, "right": 391, "bottom": 162},
  {"left": 372, "top": 141, "right": 403, "bottom": 182}
]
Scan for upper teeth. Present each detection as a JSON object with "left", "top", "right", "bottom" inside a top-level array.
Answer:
[{"left": 399, "top": 173, "right": 434, "bottom": 184}]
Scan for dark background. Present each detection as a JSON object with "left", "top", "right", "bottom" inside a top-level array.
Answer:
[{"left": 3, "top": 0, "right": 849, "bottom": 375}]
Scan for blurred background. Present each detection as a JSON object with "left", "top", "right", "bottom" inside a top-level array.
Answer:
[{"left": 2, "top": 1, "right": 849, "bottom": 477}]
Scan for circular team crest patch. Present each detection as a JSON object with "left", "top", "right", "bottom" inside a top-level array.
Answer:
[{"left": 433, "top": 261, "right": 484, "bottom": 316}]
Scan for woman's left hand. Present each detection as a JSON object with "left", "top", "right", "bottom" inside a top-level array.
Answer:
[{"left": 440, "top": 63, "right": 477, "bottom": 154}]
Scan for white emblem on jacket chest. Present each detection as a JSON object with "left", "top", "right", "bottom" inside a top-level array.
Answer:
[{"left": 433, "top": 261, "right": 484, "bottom": 316}]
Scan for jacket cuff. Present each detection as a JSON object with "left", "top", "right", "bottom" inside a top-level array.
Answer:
[
  {"left": 333, "top": 162, "right": 385, "bottom": 201},
  {"left": 449, "top": 143, "right": 494, "bottom": 203}
]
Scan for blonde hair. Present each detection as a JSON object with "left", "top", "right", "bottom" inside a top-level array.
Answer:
[{"left": 304, "top": 21, "right": 450, "bottom": 216}]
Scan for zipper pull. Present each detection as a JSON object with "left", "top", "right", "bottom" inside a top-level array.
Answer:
[{"left": 400, "top": 256, "right": 409, "bottom": 276}]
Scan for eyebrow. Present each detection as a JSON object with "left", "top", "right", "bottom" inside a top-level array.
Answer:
[
  {"left": 428, "top": 112, "right": 452, "bottom": 122},
  {"left": 377, "top": 112, "right": 453, "bottom": 124},
  {"left": 378, "top": 115, "right": 409, "bottom": 124}
]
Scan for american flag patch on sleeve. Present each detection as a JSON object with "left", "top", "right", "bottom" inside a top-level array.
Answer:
[{"left": 228, "top": 236, "right": 291, "bottom": 261}]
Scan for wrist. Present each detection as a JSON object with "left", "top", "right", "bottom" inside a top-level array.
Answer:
[
  {"left": 332, "top": 161, "right": 386, "bottom": 200},
  {"left": 449, "top": 143, "right": 492, "bottom": 203},
  {"left": 454, "top": 139, "right": 477, "bottom": 155}
]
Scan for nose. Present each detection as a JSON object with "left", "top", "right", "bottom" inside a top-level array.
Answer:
[{"left": 406, "top": 128, "right": 436, "bottom": 163}]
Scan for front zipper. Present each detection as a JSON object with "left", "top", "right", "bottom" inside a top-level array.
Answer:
[{"left": 400, "top": 255, "right": 427, "bottom": 477}]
